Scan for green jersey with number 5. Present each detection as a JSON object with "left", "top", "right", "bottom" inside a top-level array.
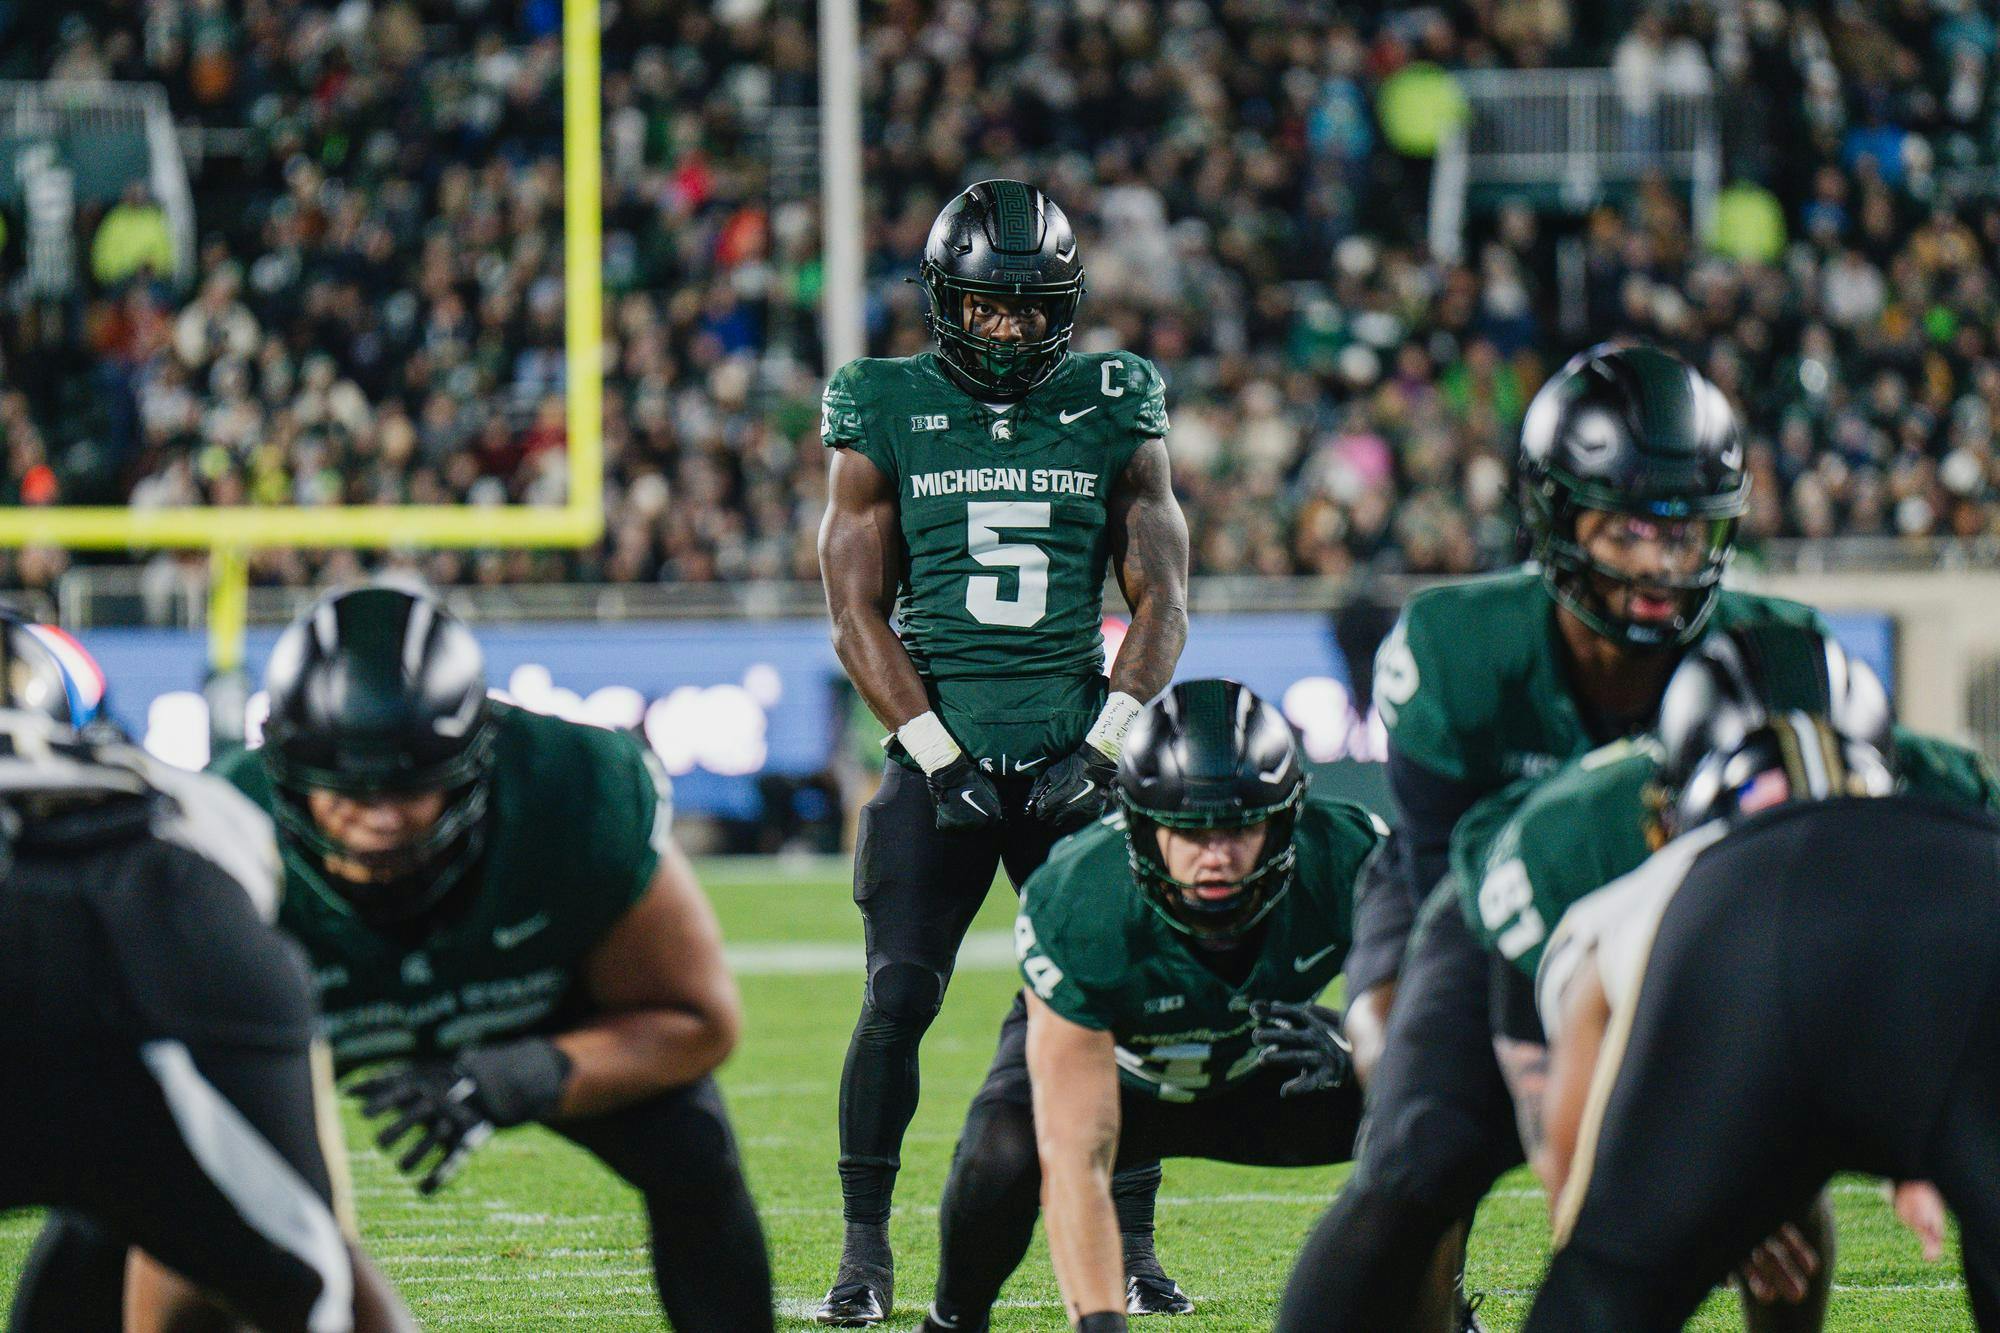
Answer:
[
  {"left": 1014, "top": 794, "right": 1385, "bottom": 1103},
  {"left": 822, "top": 349, "right": 1167, "bottom": 770}
]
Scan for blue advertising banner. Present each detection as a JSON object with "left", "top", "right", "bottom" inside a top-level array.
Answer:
[{"left": 72, "top": 610, "right": 1896, "bottom": 820}]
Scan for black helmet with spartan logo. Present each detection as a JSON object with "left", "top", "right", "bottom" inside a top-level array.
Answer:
[
  {"left": 1519, "top": 343, "right": 1750, "bottom": 648},
  {"left": 1114, "top": 679, "right": 1307, "bottom": 940},
  {"left": 261, "top": 583, "right": 497, "bottom": 925},
  {"left": 919, "top": 180, "right": 1085, "bottom": 402}
]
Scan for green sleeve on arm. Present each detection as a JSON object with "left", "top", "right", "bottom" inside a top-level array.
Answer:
[
  {"left": 1117, "top": 353, "right": 1170, "bottom": 440},
  {"left": 1895, "top": 727, "right": 2000, "bottom": 813},
  {"left": 578, "top": 728, "right": 675, "bottom": 931},
  {"left": 1014, "top": 904, "right": 1110, "bottom": 1031},
  {"left": 1373, "top": 604, "right": 1477, "bottom": 783},
  {"left": 821, "top": 360, "right": 897, "bottom": 483}
]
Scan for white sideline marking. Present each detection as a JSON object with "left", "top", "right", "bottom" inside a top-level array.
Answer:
[{"left": 726, "top": 931, "right": 1015, "bottom": 976}]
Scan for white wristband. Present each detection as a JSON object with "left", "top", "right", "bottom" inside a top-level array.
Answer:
[
  {"left": 1085, "top": 691, "right": 1146, "bottom": 760},
  {"left": 897, "top": 710, "right": 963, "bottom": 775}
]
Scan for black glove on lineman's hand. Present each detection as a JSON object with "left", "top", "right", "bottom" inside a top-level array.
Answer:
[
  {"left": 351, "top": 1038, "right": 571, "bottom": 1194},
  {"left": 1250, "top": 1001, "right": 1353, "bottom": 1098},
  {"left": 1025, "top": 744, "right": 1118, "bottom": 832},
  {"left": 927, "top": 753, "right": 1004, "bottom": 832}
]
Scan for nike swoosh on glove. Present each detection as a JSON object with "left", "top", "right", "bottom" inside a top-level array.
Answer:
[
  {"left": 927, "top": 754, "right": 1004, "bottom": 832},
  {"left": 1024, "top": 745, "right": 1117, "bottom": 832}
]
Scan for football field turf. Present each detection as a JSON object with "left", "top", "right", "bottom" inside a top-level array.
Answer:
[{"left": 0, "top": 857, "right": 1974, "bottom": 1329}]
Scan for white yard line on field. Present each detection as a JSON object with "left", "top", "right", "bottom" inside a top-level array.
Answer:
[{"left": 725, "top": 931, "right": 1015, "bottom": 976}]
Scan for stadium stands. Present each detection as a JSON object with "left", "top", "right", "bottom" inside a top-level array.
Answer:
[{"left": 1, "top": 0, "right": 1997, "bottom": 591}]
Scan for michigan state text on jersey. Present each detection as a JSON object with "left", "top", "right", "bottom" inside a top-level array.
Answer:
[
  {"left": 214, "top": 584, "right": 775, "bottom": 1333},
  {"left": 925, "top": 682, "right": 1383, "bottom": 1333},
  {"left": 814, "top": 180, "right": 1191, "bottom": 1325}
]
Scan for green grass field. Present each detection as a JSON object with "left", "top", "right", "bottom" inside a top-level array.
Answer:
[{"left": 0, "top": 857, "right": 1974, "bottom": 1329}]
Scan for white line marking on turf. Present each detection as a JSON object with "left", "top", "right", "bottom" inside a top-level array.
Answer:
[{"left": 726, "top": 931, "right": 1015, "bottom": 976}]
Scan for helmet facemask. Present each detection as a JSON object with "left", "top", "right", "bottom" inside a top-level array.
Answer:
[
  {"left": 921, "top": 264, "right": 1083, "bottom": 401},
  {"left": 1526, "top": 475, "right": 1743, "bottom": 649},
  {"left": 1121, "top": 784, "right": 1305, "bottom": 941}
]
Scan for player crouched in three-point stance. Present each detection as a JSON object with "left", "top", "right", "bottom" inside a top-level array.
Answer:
[
  {"left": 210, "top": 584, "right": 773, "bottom": 1332},
  {"left": 0, "top": 611, "right": 413, "bottom": 1333},
  {"left": 921, "top": 680, "right": 1385, "bottom": 1333},
  {"left": 1525, "top": 619, "right": 2000, "bottom": 1330},
  {"left": 816, "top": 179, "right": 1190, "bottom": 1323}
]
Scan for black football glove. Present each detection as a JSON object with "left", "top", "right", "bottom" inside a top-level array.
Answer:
[
  {"left": 351, "top": 1038, "right": 571, "bottom": 1194},
  {"left": 1250, "top": 1001, "right": 1353, "bottom": 1098},
  {"left": 1025, "top": 744, "right": 1117, "bottom": 832},
  {"left": 927, "top": 753, "right": 1004, "bottom": 832}
]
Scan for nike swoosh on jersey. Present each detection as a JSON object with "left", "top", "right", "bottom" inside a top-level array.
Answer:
[
  {"left": 1013, "top": 755, "right": 1047, "bottom": 772},
  {"left": 493, "top": 913, "right": 552, "bottom": 950},
  {"left": 1057, "top": 406, "right": 1099, "bottom": 424},
  {"left": 1293, "top": 941, "right": 1343, "bottom": 972}
]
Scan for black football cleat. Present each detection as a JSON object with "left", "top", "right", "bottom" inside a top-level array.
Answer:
[
  {"left": 920, "top": 1305, "right": 988, "bottom": 1333},
  {"left": 1126, "top": 1271, "right": 1195, "bottom": 1316},
  {"left": 1459, "top": 1290, "right": 1488, "bottom": 1332},
  {"left": 815, "top": 1262, "right": 892, "bottom": 1326}
]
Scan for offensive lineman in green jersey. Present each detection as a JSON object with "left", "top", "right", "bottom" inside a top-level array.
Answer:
[
  {"left": 921, "top": 681, "right": 1384, "bottom": 1333},
  {"left": 1278, "top": 344, "right": 1828, "bottom": 1332},
  {"left": 816, "top": 180, "right": 1191, "bottom": 1324},
  {"left": 211, "top": 585, "right": 775, "bottom": 1333}
]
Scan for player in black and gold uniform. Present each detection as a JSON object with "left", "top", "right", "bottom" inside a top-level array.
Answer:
[
  {"left": 923, "top": 681, "right": 1383, "bottom": 1333},
  {"left": 212, "top": 584, "right": 773, "bottom": 1332},
  {"left": 817, "top": 180, "right": 1191, "bottom": 1322},
  {"left": 0, "top": 612, "right": 413, "bottom": 1333},
  {"left": 1525, "top": 624, "right": 2000, "bottom": 1330}
]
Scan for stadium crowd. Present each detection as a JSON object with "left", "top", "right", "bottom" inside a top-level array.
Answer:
[{"left": 1, "top": 0, "right": 1998, "bottom": 590}]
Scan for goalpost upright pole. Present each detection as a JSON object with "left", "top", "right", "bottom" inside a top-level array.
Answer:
[{"left": 819, "top": 0, "right": 864, "bottom": 373}]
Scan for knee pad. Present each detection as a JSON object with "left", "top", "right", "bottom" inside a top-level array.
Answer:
[{"left": 864, "top": 961, "right": 948, "bottom": 1032}]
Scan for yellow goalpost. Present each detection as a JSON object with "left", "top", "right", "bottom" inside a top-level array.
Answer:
[{"left": 0, "top": 0, "right": 606, "bottom": 674}]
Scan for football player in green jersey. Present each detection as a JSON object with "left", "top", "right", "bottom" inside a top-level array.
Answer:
[
  {"left": 919, "top": 681, "right": 1384, "bottom": 1333},
  {"left": 816, "top": 180, "right": 1191, "bottom": 1324},
  {"left": 211, "top": 585, "right": 774, "bottom": 1333},
  {"left": 1278, "top": 344, "right": 1828, "bottom": 1333}
]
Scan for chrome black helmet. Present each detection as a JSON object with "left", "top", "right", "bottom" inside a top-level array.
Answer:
[
  {"left": 1115, "top": 679, "right": 1306, "bottom": 940},
  {"left": 1520, "top": 343, "right": 1749, "bottom": 648},
  {"left": 1656, "top": 623, "right": 1893, "bottom": 836},
  {"left": 919, "top": 180, "right": 1085, "bottom": 401},
  {"left": 261, "top": 584, "right": 496, "bottom": 924}
]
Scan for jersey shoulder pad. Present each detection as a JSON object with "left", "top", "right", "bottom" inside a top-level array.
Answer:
[
  {"left": 1017, "top": 817, "right": 1137, "bottom": 1011},
  {"left": 821, "top": 357, "right": 903, "bottom": 481},
  {"left": 147, "top": 763, "right": 285, "bottom": 924},
  {"left": 1894, "top": 726, "right": 2000, "bottom": 813},
  {"left": 206, "top": 743, "right": 276, "bottom": 811},
  {"left": 1376, "top": 570, "right": 1545, "bottom": 781},
  {"left": 1461, "top": 739, "right": 1660, "bottom": 973},
  {"left": 492, "top": 706, "right": 672, "bottom": 910},
  {"left": 1292, "top": 793, "right": 1388, "bottom": 915},
  {"left": 1710, "top": 589, "right": 1828, "bottom": 634},
  {"left": 1072, "top": 350, "right": 1169, "bottom": 440}
]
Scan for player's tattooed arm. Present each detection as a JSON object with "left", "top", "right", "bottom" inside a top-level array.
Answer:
[
  {"left": 818, "top": 449, "right": 932, "bottom": 730},
  {"left": 1026, "top": 991, "right": 1128, "bottom": 1324},
  {"left": 1494, "top": 1035, "right": 1553, "bottom": 1176},
  {"left": 558, "top": 840, "right": 742, "bottom": 1117},
  {"left": 1105, "top": 438, "right": 1189, "bottom": 702}
]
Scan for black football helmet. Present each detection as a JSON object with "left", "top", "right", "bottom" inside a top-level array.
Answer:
[
  {"left": 261, "top": 583, "right": 496, "bottom": 923},
  {"left": 919, "top": 179, "right": 1085, "bottom": 401},
  {"left": 1654, "top": 622, "right": 1893, "bottom": 837},
  {"left": 1520, "top": 343, "right": 1749, "bottom": 648},
  {"left": 1115, "top": 679, "right": 1307, "bottom": 940}
]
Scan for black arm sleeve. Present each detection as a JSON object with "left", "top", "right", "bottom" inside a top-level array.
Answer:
[
  {"left": 1489, "top": 954, "right": 1547, "bottom": 1044},
  {"left": 1386, "top": 746, "right": 1489, "bottom": 910}
]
